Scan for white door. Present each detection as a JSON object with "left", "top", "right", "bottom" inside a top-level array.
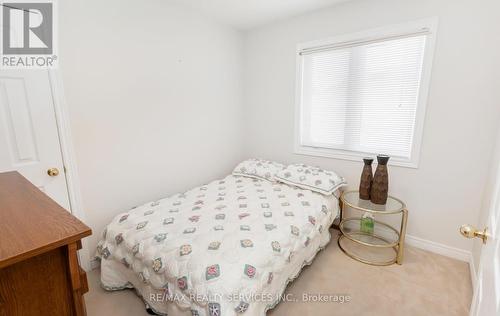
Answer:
[
  {"left": 469, "top": 144, "right": 500, "bottom": 315},
  {"left": 0, "top": 69, "right": 70, "bottom": 209}
]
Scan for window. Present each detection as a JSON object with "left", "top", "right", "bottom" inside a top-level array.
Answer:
[{"left": 295, "top": 19, "right": 437, "bottom": 168}]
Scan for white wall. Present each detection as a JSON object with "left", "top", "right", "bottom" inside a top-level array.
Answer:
[
  {"left": 58, "top": 0, "right": 500, "bottom": 265},
  {"left": 242, "top": 0, "right": 500, "bottom": 252},
  {"left": 59, "top": 0, "right": 244, "bottom": 258}
]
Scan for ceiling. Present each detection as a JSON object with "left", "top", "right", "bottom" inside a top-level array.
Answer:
[{"left": 170, "top": 0, "right": 351, "bottom": 30}]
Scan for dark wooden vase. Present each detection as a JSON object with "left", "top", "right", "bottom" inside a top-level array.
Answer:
[
  {"left": 359, "top": 158, "right": 373, "bottom": 200},
  {"left": 371, "top": 155, "right": 390, "bottom": 205}
]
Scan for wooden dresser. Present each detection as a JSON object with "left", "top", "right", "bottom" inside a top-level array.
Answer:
[{"left": 0, "top": 172, "right": 92, "bottom": 316}]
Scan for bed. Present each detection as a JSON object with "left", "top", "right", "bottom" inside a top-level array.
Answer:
[{"left": 97, "top": 163, "right": 342, "bottom": 316}]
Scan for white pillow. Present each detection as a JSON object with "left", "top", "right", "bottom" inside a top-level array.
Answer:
[
  {"left": 275, "top": 163, "right": 347, "bottom": 195},
  {"left": 232, "top": 158, "right": 285, "bottom": 182}
]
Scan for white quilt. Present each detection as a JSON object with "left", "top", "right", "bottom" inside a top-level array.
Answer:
[{"left": 97, "top": 175, "right": 339, "bottom": 316}]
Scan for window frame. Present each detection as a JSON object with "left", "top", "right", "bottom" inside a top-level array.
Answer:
[{"left": 294, "top": 18, "right": 439, "bottom": 168}]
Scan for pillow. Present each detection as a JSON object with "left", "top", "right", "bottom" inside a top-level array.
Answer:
[
  {"left": 232, "top": 158, "right": 285, "bottom": 182},
  {"left": 275, "top": 163, "right": 347, "bottom": 195}
]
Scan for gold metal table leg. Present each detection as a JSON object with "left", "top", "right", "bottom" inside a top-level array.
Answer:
[{"left": 397, "top": 208, "right": 408, "bottom": 264}]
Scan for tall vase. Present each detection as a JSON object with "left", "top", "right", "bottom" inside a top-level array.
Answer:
[
  {"left": 371, "top": 155, "right": 390, "bottom": 205},
  {"left": 359, "top": 158, "right": 373, "bottom": 200}
]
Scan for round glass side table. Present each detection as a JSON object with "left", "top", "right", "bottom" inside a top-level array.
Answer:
[{"left": 338, "top": 190, "right": 408, "bottom": 266}]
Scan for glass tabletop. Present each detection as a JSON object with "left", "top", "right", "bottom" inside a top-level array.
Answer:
[
  {"left": 341, "top": 191, "right": 405, "bottom": 214},
  {"left": 338, "top": 236, "right": 397, "bottom": 266},
  {"left": 340, "top": 218, "right": 400, "bottom": 247}
]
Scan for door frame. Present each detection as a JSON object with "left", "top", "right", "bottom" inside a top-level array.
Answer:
[{"left": 47, "top": 69, "right": 91, "bottom": 271}]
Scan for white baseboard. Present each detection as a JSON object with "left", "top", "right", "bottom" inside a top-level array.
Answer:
[
  {"left": 405, "top": 234, "right": 477, "bottom": 287},
  {"left": 405, "top": 234, "right": 470, "bottom": 261},
  {"left": 468, "top": 252, "right": 477, "bottom": 290}
]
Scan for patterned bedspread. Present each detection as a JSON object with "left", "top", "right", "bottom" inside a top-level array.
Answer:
[{"left": 97, "top": 174, "right": 338, "bottom": 316}]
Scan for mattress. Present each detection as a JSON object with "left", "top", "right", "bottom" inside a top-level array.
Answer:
[{"left": 97, "top": 174, "right": 339, "bottom": 316}]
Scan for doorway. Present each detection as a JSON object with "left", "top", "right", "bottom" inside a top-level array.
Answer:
[{"left": 0, "top": 69, "right": 71, "bottom": 209}]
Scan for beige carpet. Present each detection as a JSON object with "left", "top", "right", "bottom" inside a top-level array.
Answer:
[{"left": 85, "top": 230, "right": 472, "bottom": 316}]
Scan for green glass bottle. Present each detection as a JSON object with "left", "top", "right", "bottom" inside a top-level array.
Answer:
[{"left": 360, "top": 212, "right": 374, "bottom": 234}]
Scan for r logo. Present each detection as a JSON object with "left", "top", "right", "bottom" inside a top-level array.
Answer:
[{"left": 2, "top": 2, "right": 53, "bottom": 54}]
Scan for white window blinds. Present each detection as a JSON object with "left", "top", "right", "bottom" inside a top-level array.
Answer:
[{"left": 299, "top": 33, "right": 428, "bottom": 159}]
